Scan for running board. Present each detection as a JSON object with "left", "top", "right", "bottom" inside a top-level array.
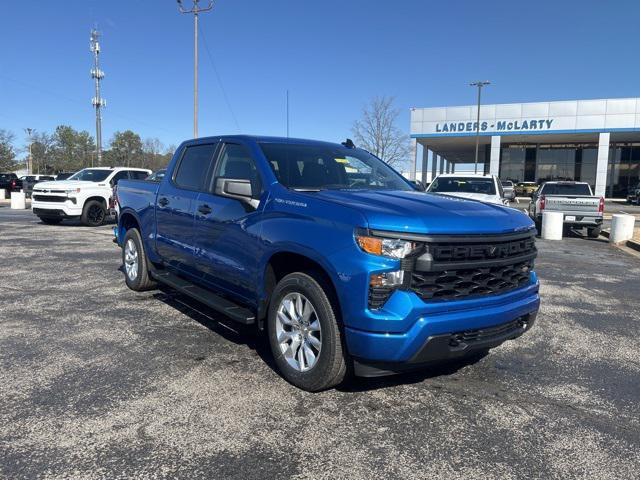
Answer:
[{"left": 150, "top": 270, "right": 256, "bottom": 325}]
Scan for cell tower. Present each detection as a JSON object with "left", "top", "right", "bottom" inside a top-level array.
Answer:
[{"left": 90, "top": 29, "right": 106, "bottom": 165}]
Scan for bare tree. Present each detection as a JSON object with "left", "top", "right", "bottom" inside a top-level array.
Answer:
[
  {"left": 0, "top": 129, "right": 17, "bottom": 170},
  {"left": 351, "top": 96, "right": 410, "bottom": 168}
]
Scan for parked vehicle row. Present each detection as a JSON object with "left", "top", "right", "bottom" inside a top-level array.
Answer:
[
  {"left": 113, "top": 135, "right": 540, "bottom": 391},
  {"left": 425, "top": 174, "right": 509, "bottom": 205},
  {"left": 31, "top": 167, "right": 150, "bottom": 226}
]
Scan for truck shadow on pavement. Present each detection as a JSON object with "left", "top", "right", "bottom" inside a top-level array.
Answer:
[{"left": 138, "top": 281, "right": 488, "bottom": 392}]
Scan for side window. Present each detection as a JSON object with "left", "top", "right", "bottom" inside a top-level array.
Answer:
[
  {"left": 174, "top": 144, "right": 216, "bottom": 190},
  {"left": 213, "top": 143, "right": 261, "bottom": 195},
  {"left": 130, "top": 171, "right": 148, "bottom": 180},
  {"left": 110, "top": 171, "right": 129, "bottom": 185}
]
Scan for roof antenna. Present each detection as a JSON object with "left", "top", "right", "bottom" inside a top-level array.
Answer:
[{"left": 342, "top": 138, "right": 355, "bottom": 148}]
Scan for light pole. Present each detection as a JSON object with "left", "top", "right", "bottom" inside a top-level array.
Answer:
[
  {"left": 177, "top": 0, "right": 214, "bottom": 139},
  {"left": 24, "top": 128, "right": 34, "bottom": 174},
  {"left": 470, "top": 80, "right": 490, "bottom": 174}
]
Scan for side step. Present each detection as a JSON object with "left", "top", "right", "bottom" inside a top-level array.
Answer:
[{"left": 150, "top": 270, "right": 256, "bottom": 325}]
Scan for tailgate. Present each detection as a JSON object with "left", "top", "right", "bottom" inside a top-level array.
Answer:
[{"left": 545, "top": 196, "right": 600, "bottom": 215}]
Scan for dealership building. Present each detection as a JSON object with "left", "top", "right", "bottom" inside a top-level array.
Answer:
[{"left": 409, "top": 97, "right": 640, "bottom": 197}]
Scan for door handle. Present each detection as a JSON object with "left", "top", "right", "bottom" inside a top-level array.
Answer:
[
  {"left": 158, "top": 197, "right": 169, "bottom": 207},
  {"left": 198, "top": 204, "right": 212, "bottom": 215}
]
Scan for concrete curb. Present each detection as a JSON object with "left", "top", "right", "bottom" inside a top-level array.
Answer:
[{"left": 601, "top": 229, "right": 640, "bottom": 253}]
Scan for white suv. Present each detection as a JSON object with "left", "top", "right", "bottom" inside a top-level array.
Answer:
[
  {"left": 426, "top": 174, "right": 508, "bottom": 205},
  {"left": 31, "top": 167, "right": 150, "bottom": 226}
]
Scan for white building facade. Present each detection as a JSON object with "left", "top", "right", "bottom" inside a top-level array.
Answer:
[{"left": 410, "top": 97, "right": 640, "bottom": 197}]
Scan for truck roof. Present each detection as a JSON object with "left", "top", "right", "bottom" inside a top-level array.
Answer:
[{"left": 183, "top": 135, "right": 349, "bottom": 149}]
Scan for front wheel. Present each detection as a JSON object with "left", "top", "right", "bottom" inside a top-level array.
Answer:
[
  {"left": 81, "top": 200, "right": 106, "bottom": 227},
  {"left": 267, "top": 272, "right": 347, "bottom": 392}
]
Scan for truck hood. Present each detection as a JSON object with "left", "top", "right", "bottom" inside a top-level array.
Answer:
[
  {"left": 311, "top": 189, "right": 533, "bottom": 235},
  {"left": 33, "top": 180, "right": 105, "bottom": 190}
]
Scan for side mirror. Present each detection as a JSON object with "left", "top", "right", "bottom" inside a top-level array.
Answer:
[
  {"left": 215, "top": 177, "right": 253, "bottom": 201},
  {"left": 412, "top": 180, "right": 426, "bottom": 191}
]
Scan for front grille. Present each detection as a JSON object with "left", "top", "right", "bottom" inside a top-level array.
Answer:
[
  {"left": 366, "top": 230, "right": 537, "bottom": 309},
  {"left": 33, "top": 195, "right": 66, "bottom": 202},
  {"left": 411, "top": 260, "right": 533, "bottom": 301}
]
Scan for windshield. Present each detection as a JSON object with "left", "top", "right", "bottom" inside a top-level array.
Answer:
[
  {"left": 259, "top": 143, "right": 413, "bottom": 191},
  {"left": 541, "top": 183, "right": 592, "bottom": 196},
  {"left": 68, "top": 169, "right": 112, "bottom": 182},
  {"left": 428, "top": 177, "right": 497, "bottom": 195}
]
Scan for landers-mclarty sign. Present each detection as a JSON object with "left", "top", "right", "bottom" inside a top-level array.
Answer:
[{"left": 435, "top": 118, "right": 554, "bottom": 133}]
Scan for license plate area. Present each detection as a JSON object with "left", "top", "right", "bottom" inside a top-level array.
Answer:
[{"left": 565, "top": 215, "right": 576, "bottom": 221}]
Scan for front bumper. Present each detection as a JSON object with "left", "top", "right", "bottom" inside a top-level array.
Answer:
[
  {"left": 344, "top": 277, "right": 540, "bottom": 371},
  {"left": 32, "top": 199, "right": 82, "bottom": 217}
]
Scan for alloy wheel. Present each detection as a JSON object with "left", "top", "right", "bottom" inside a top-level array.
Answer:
[
  {"left": 275, "top": 292, "right": 322, "bottom": 372},
  {"left": 124, "top": 239, "right": 138, "bottom": 281}
]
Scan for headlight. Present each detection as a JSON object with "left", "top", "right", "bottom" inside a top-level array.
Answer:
[{"left": 356, "top": 234, "right": 417, "bottom": 259}]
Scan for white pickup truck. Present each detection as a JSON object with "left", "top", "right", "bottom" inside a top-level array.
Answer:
[
  {"left": 31, "top": 167, "right": 150, "bottom": 226},
  {"left": 528, "top": 181, "right": 604, "bottom": 237}
]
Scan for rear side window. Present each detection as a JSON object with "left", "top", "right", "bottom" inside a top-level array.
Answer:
[
  {"left": 541, "top": 183, "right": 592, "bottom": 196},
  {"left": 129, "top": 171, "right": 148, "bottom": 180},
  {"left": 174, "top": 144, "right": 216, "bottom": 190}
]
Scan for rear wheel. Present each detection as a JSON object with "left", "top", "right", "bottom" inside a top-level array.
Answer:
[
  {"left": 122, "top": 228, "right": 156, "bottom": 291},
  {"left": 587, "top": 226, "right": 602, "bottom": 238},
  {"left": 81, "top": 200, "right": 106, "bottom": 227},
  {"left": 267, "top": 272, "right": 347, "bottom": 391},
  {"left": 39, "top": 217, "right": 62, "bottom": 225}
]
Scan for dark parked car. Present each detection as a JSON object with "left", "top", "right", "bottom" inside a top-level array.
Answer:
[
  {"left": 0, "top": 173, "right": 18, "bottom": 192},
  {"left": 22, "top": 175, "right": 56, "bottom": 198}
]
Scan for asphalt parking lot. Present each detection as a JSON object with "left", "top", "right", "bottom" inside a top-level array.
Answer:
[{"left": 1, "top": 207, "right": 639, "bottom": 479}]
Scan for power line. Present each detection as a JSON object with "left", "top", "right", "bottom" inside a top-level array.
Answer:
[{"left": 198, "top": 24, "right": 242, "bottom": 132}]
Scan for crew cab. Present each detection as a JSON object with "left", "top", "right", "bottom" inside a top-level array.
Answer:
[
  {"left": 426, "top": 174, "right": 508, "bottom": 205},
  {"left": 31, "top": 167, "right": 150, "bottom": 226},
  {"left": 115, "top": 135, "right": 540, "bottom": 391},
  {"left": 528, "top": 181, "right": 604, "bottom": 237}
]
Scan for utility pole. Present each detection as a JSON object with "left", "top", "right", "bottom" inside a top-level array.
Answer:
[
  {"left": 90, "top": 29, "right": 106, "bottom": 166},
  {"left": 24, "top": 128, "right": 34, "bottom": 174},
  {"left": 470, "top": 80, "right": 490, "bottom": 174},
  {"left": 177, "top": 0, "right": 214, "bottom": 139}
]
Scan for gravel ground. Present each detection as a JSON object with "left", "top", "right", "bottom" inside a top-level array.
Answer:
[{"left": 1, "top": 208, "right": 639, "bottom": 479}]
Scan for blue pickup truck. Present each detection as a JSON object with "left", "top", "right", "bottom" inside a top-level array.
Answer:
[{"left": 115, "top": 135, "right": 540, "bottom": 391}]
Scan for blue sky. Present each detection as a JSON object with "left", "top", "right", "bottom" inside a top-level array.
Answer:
[{"left": 1, "top": 0, "right": 639, "bottom": 156}]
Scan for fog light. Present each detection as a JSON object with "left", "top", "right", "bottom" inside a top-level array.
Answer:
[{"left": 370, "top": 270, "right": 404, "bottom": 287}]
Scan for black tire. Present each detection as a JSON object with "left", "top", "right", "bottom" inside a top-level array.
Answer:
[
  {"left": 122, "top": 228, "right": 156, "bottom": 292},
  {"left": 267, "top": 272, "right": 347, "bottom": 392},
  {"left": 587, "top": 226, "right": 602, "bottom": 238},
  {"left": 39, "top": 217, "right": 63, "bottom": 225},
  {"left": 81, "top": 200, "right": 106, "bottom": 227}
]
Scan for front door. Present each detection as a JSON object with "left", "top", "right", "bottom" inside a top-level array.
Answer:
[
  {"left": 155, "top": 143, "right": 217, "bottom": 274},
  {"left": 193, "top": 142, "right": 265, "bottom": 302}
]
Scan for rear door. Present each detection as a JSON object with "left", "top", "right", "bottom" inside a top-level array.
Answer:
[
  {"left": 192, "top": 141, "right": 265, "bottom": 301},
  {"left": 155, "top": 143, "right": 218, "bottom": 274}
]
